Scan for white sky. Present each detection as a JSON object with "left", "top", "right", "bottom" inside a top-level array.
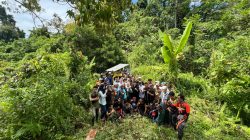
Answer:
[{"left": 0, "top": 0, "right": 72, "bottom": 36}]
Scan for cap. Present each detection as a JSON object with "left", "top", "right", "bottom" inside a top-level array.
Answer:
[{"left": 161, "top": 82, "right": 166, "bottom": 85}]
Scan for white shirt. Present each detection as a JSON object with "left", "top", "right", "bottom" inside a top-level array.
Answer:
[
  {"left": 139, "top": 85, "right": 145, "bottom": 92},
  {"left": 160, "top": 92, "right": 169, "bottom": 104},
  {"left": 99, "top": 91, "right": 107, "bottom": 105}
]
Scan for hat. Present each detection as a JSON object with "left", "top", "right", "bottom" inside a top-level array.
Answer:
[{"left": 99, "top": 78, "right": 103, "bottom": 81}]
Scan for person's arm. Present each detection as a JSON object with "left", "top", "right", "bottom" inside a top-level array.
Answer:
[
  {"left": 184, "top": 103, "right": 190, "bottom": 120},
  {"left": 89, "top": 94, "right": 92, "bottom": 101},
  {"left": 107, "top": 111, "right": 111, "bottom": 116},
  {"left": 148, "top": 92, "right": 154, "bottom": 96},
  {"left": 89, "top": 93, "right": 98, "bottom": 101},
  {"left": 144, "top": 105, "right": 147, "bottom": 114}
]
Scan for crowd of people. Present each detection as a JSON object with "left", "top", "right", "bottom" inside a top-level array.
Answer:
[{"left": 89, "top": 71, "right": 190, "bottom": 140}]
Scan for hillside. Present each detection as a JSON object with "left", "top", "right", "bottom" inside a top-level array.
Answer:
[{"left": 0, "top": 0, "right": 250, "bottom": 140}]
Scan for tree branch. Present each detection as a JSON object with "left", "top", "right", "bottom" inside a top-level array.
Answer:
[{"left": 14, "top": 0, "right": 45, "bottom": 26}]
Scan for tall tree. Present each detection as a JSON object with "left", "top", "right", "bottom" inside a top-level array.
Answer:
[{"left": 0, "top": 5, "right": 25, "bottom": 42}]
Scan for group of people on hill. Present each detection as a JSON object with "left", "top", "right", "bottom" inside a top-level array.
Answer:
[{"left": 89, "top": 72, "right": 190, "bottom": 140}]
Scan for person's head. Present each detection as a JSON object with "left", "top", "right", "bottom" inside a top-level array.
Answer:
[
  {"left": 169, "top": 91, "right": 175, "bottom": 99},
  {"left": 98, "top": 84, "right": 106, "bottom": 93},
  {"left": 138, "top": 77, "right": 142, "bottom": 82},
  {"left": 99, "top": 78, "right": 104, "bottom": 84},
  {"left": 155, "top": 84, "right": 159, "bottom": 89},
  {"left": 138, "top": 99, "right": 142, "bottom": 103},
  {"left": 118, "top": 97, "right": 122, "bottom": 102},
  {"left": 107, "top": 85, "right": 113, "bottom": 91},
  {"left": 148, "top": 79, "right": 152, "bottom": 83},
  {"left": 167, "top": 83, "right": 172, "bottom": 90},
  {"left": 108, "top": 106, "right": 113, "bottom": 112},
  {"left": 161, "top": 82, "right": 166, "bottom": 86},
  {"left": 121, "top": 84, "right": 125, "bottom": 88},
  {"left": 114, "top": 77, "right": 118, "bottom": 81},
  {"left": 149, "top": 84, "right": 154, "bottom": 88},
  {"left": 108, "top": 72, "right": 112, "bottom": 76},
  {"left": 127, "top": 82, "right": 131, "bottom": 86},
  {"left": 126, "top": 100, "right": 131, "bottom": 104},
  {"left": 139, "top": 81, "right": 142, "bottom": 85},
  {"left": 130, "top": 99, "right": 134, "bottom": 103},
  {"left": 93, "top": 85, "right": 98, "bottom": 90},
  {"left": 155, "top": 81, "right": 160, "bottom": 85},
  {"left": 177, "top": 94, "right": 185, "bottom": 103}
]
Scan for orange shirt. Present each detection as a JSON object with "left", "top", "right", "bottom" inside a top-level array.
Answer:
[{"left": 174, "top": 102, "right": 190, "bottom": 115}]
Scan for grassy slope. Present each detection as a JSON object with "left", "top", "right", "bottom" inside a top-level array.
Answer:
[{"left": 72, "top": 96, "right": 250, "bottom": 140}]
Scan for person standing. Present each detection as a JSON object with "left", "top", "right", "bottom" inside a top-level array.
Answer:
[
  {"left": 167, "top": 91, "right": 178, "bottom": 129},
  {"left": 158, "top": 86, "right": 169, "bottom": 125},
  {"left": 174, "top": 94, "right": 190, "bottom": 140},
  {"left": 139, "top": 82, "right": 145, "bottom": 100},
  {"left": 98, "top": 82, "right": 107, "bottom": 121},
  {"left": 106, "top": 85, "right": 114, "bottom": 110},
  {"left": 131, "top": 82, "right": 139, "bottom": 102},
  {"left": 89, "top": 86, "right": 99, "bottom": 126}
]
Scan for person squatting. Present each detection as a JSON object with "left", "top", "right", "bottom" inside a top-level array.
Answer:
[{"left": 89, "top": 72, "right": 190, "bottom": 140}]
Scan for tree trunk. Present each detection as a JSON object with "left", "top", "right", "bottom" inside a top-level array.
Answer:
[{"left": 174, "top": 0, "right": 178, "bottom": 28}]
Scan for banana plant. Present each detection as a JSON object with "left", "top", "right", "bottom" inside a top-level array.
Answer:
[{"left": 159, "top": 22, "right": 192, "bottom": 82}]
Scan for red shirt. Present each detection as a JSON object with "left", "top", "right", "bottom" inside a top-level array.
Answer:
[{"left": 174, "top": 102, "right": 190, "bottom": 115}]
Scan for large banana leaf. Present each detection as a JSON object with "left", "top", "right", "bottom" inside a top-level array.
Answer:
[
  {"left": 175, "top": 22, "right": 192, "bottom": 55},
  {"left": 159, "top": 30, "right": 173, "bottom": 52},
  {"left": 161, "top": 46, "right": 171, "bottom": 63}
]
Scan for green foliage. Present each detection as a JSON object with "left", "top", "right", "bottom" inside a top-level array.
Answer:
[
  {"left": 187, "top": 96, "right": 250, "bottom": 140},
  {"left": 0, "top": 0, "right": 250, "bottom": 139},
  {"left": 95, "top": 96, "right": 250, "bottom": 140},
  {"left": 0, "top": 35, "right": 65, "bottom": 62},
  {"left": 95, "top": 115, "right": 176, "bottom": 140},
  {"left": 0, "top": 5, "right": 25, "bottom": 42},
  {"left": 65, "top": 24, "right": 126, "bottom": 72},
  {"left": 119, "top": 1, "right": 249, "bottom": 128},
  {"left": 209, "top": 36, "right": 250, "bottom": 85},
  {"left": 65, "top": 0, "right": 132, "bottom": 29},
  {"left": 177, "top": 73, "right": 210, "bottom": 97},
  {"left": 29, "top": 27, "right": 50, "bottom": 38},
  {"left": 131, "top": 64, "right": 168, "bottom": 81},
  {"left": 0, "top": 34, "right": 94, "bottom": 139},
  {"left": 159, "top": 22, "right": 192, "bottom": 81},
  {"left": 176, "top": 22, "right": 193, "bottom": 55}
]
